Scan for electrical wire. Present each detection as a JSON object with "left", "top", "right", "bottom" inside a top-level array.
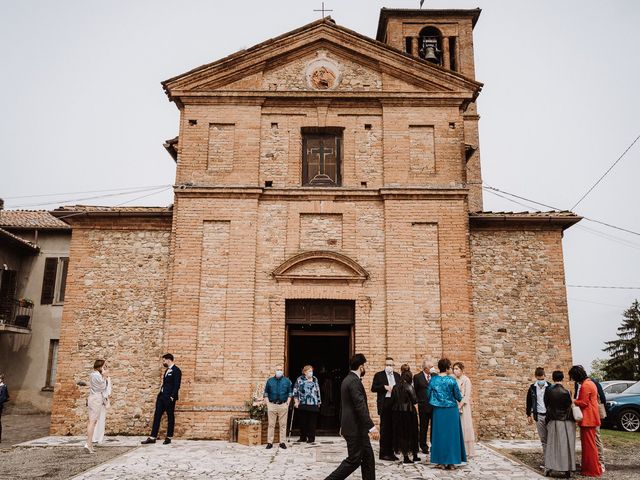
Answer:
[
  {"left": 571, "top": 132, "right": 640, "bottom": 210},
  {"left": 567, "top": 285, "right": 640, "bottom": 290},
  {"left": 482, "top": 185, "right": 640, "bottom": 238},
  {"left": 568, "top": 297, "right": 629, "bottom": 309},
  {"left": 3, "top": 184, "right": 171, "bottom": 200},
  {"left": 7, "top": 185, "right": 172, "bottom": 209}
]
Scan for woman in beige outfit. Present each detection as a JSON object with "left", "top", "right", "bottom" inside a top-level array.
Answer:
[
  {"left": 453, "top": 362, "right": 475, "bottom": 457},
  {"left": 84, "top": 359, "right": 110, "bottom": 453}
]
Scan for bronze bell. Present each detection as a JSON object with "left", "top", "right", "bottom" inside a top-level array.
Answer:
[{"left": 421, "top": 38, "right": 440, "bottom": 64}]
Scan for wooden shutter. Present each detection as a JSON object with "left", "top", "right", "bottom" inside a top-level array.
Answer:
[
  {"left": 58, "top": 258, "right": 69, "bottom": 302},
  {"left": 0, "top": 269, "right": 17, "bottom": 320},
  {"left": 41, "top": 258, "right": 58, "bottom": 305}
]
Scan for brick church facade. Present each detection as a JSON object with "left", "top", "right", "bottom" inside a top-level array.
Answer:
[{"left": 50, "top": 8, "right": 580, "bottom": 439}]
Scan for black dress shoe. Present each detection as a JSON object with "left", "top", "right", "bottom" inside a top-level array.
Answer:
[
  {"left": 391, "top": 454, "right": 400, "bottom": 461},
  {"left": 413, "top": 454, "right": 420, "bottom": 462},
  {"left": 141, "top": 438, "right": 156, "bottom": 444},
  {"left": 403, "top": 456, "right": 413, "bottom": 464},
  {"left": 163, "top": 438, "right": 171, "bottom": 445},
  {"left": 279, "top": 442, "right": 287, "bottom": 449},
  {"left": 421, "top": 448, "right": 429, "bottom": 454},
  {"left": 266, "top": 443, "right": 273, "bottom": 449},
  {"left": 379, "top": 455, "right": 397, "bottom": 461},
  {"left": 296, "top": 437, "right": 307, "bottom": 443}
]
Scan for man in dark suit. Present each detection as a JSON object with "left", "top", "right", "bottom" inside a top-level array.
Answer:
[
  {"left": 325, "top": 353, "right": 376, "bottom": 480},
  {"left": 371, "top": 356, "right": 401, "bottom": 461},
  {"left": 142, "top": 353, "right": 182, "bottom": 445},
  {"left": 413, "top": 358, "right": 433, "bottom": 454}
]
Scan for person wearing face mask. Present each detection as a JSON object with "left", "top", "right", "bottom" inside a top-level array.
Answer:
[
  {"left": 325, "top": 353, "right": 377, "bottom": 480},
  {"left": 293, "top": 365, "right": 322, "bottom": 443},
  {"left": 371, "top": 356, "right": 401, "bottom": 461},
  {"left": 263, "top": 364, "right": 292, "bottom": 449},
  {"left": 526, "top": 367, "right": 551, "bottom": 463},
  {"left": 141, "top": 353, "right": 182, "bottom": 445}
]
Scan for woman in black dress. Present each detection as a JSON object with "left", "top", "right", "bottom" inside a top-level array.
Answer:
[{"left": 391, "top": 366, "right": 420, "bottom": 463}]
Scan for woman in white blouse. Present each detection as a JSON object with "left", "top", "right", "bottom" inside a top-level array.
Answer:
[
  {"left": 84, "top": 359, "right": 110, "bottom": 453},
  {"left": 453, "top": 362, "right": 475, "bottom": 457}
]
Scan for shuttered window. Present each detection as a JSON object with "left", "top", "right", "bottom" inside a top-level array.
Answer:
[
  {"left": 40, "top": 258, "right": 58, "bottom": 305},
  {"left": 41, "top": 257, "right": 69, "bottom": 305}
]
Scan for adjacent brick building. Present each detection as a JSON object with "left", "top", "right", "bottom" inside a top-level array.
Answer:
[{"left": 50, "top": 8, "right": 580, "bottom": 439}]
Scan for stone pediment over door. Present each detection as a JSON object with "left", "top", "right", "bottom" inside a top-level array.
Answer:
[{"left": 272, "top": 251, "right": 369, "bottom": 284}]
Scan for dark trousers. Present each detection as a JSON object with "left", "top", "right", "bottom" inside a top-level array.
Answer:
[
  {"left": 0, "top": 405, "right": 3, "bottom": 442},
  {"left": 417, "top": 403, "right": 432, "bottom": 452},
  {"left": 325, "top": 433, "right": 375, "bottom": 480},
  {"left": 150, "top": 393, "right": 176, "bottom": 438},
  {"left": 297, "top": 408, "right": 318, "bottom": 442},
  {"left": 379, "top": 398, "right": 394, "bottom": 457}
]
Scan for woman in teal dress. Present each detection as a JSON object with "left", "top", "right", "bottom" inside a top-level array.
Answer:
[{"left": 427, "top": 358, "right": 467, "bottom": 469}]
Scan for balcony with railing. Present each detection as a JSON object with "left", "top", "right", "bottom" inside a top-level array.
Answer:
[{"left": 0, "top": 298, "right": 34, "bottom": 333}]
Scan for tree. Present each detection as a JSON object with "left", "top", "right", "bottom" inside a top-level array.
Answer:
[
  {"left": 603, "top": 299, "right": 640, "bottom": 380},
  {"left": 589, "top": 358, "right": 608, "bottom": 382}
]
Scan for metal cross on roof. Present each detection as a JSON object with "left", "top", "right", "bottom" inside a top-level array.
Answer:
[{"left": 314, "top": 2, "right": 333, "bottom": 18}]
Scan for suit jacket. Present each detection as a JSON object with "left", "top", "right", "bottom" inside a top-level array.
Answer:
[
  {"left": 160, "top": 365, "right": 182, "bottom": 401},
  {"left": 413, "top": 371, "right": 432, "bottom": 410},
  {"left": 371, "top": 370, "right": 402, "bottom": 415},
  {"left": 340, "top": 372, "right": 374, "bottom": 437}
]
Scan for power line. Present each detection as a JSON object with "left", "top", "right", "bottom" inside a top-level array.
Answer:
[
  {"left": 568, "top": 297, "right": 629, "bottom": 309},
  {"left": 7, "top": 185, "right": 172, "bottom": 209},
  {"left": 567, "top": 285, "right": 640, "bottom": 290},
  {"left": 571, "top": 132, "right": 640, "bottom": 210},
  {"left": 482, "top": 185, "right": 640, "bottom": 238},
  {"left": 54, "top": 186, "right": 173, "bottom": 221},
  {"left": 3, "top": 184, "right": 171, "bottom": 201}
]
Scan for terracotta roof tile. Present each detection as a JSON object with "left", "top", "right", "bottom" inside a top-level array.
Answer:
[
  {"left": 0, "top": 227, "right": 40, "bottom": 252},
  {"left": 0, "top": 210, "right": 71, "bottom": 230}
]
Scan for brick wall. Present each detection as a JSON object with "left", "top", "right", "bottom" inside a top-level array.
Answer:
[{"left": 470, "top": 226, "right": 573, "bottom": 439}]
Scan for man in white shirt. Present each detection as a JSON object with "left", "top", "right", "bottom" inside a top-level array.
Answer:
[{"left": 526, "top": 367, "right": 551, "bottom": 462}]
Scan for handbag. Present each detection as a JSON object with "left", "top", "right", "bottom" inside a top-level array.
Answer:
[
  {"left": 598, "top": 402, "right": 607, "bottom": 420},
  {"left": 571, "top": 404, "right": 583, "bottom": 423}
]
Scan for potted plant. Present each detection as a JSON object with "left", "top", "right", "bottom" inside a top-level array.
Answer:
[{"left": 18, "top": 298, "right": 34, "bottom": 308}]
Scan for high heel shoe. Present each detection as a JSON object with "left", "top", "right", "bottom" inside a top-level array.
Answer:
[{"left": 83, "top": 443, "right": 95, "bottom": 454}]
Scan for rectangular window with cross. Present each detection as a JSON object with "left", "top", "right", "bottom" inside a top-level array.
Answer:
[{"left": 302, "top": 127, "right": 343, "bottom": 186}]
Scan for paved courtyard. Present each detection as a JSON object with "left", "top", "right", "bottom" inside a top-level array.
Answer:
[{"left": 18, "top": 436, "right": 542, "bottom": 479}]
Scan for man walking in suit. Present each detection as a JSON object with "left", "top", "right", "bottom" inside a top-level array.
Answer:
[
  {"left": 142, "top": 353, "right": 182, "bottom": 445},
  {"left": 371, "top": 357, "right": 401, "bottom": 461},
  {"left": 413, "top": 358, "right": 433, "bottom": 454},
  {"left": 325, "top": 353, "right": 377, "bottom": 480}
]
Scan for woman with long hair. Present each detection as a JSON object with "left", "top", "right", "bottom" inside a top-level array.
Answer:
[
  {"left": 84, "top": 359, "right": 110, "bottom": 453},
  {"left": 569, "top": 365, "right": 602, "bottom": 477},
  {"left": 427, "top": 358, "right": 466, "bottom": 470},
  {"left": 391, "top": 365, "right": 420, "bottom": 463}
]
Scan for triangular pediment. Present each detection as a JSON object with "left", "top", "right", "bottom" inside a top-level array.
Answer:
[
  {"left": 272, "top": 250, "right": 369, "bottom": 283},
  {"left": 162, "top": 18, "right": 482, "bottom": 100}
]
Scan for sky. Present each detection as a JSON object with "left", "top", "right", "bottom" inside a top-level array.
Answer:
[{"left": 1, "top": 0, "right": 639, "bottom": 372}]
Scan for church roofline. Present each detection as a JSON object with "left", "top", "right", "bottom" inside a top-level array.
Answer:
[
  {"left": 376, "top": 8, "right": 482, "bottom": 41},
  {"left": 161, "top": 16, "right": 482, "bottom": 102}
]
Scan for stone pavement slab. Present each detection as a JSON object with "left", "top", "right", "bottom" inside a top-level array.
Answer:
[{"left": 14, "top": 436, "right": 543, "bottom": 479}]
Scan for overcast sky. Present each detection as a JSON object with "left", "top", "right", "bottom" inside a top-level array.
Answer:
[{"left": 1, "top": 0, "right": 639, "bottom": 373}]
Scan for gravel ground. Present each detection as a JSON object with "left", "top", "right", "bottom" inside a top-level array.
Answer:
[
  {"left": 503, "top": 429, "right": 640, "bottom": 479},
  {"left": 0, "top": 446, "right": 133, "bottom": 480}
]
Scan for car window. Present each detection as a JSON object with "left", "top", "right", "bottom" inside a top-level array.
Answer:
[
  {"left": 624, "top": 382, "right": 640, "bottom": 395},
  {"left": 610, "top": 384, "right": 627, "bottom": 393}
]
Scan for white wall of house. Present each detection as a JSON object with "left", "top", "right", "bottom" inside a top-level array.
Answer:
[{"left": 0, "top": 231, "right": 70, "bottom": 413}]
